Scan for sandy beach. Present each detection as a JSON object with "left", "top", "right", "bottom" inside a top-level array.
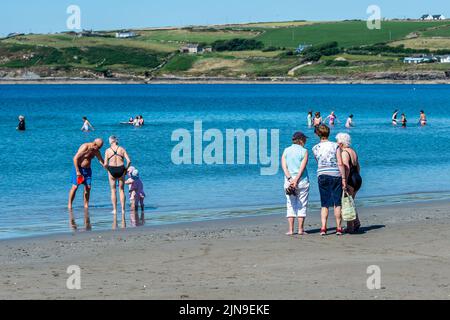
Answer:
[{"left": 1, "top": 199, "right": 449, "bottom": 300}]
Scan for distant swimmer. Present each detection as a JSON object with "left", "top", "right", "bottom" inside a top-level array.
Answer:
[
  {"left": 419, "top": 110, "right": 427, "bottom": 126},
  {"left": 17, "top": 115, "right": 26, "bottom": 131},
  {"left": 392, "top": 110, "right": 399, "bottom": 126},
  {"left": 401, "top": 113, "right": 407, "bottom": 128},
  {"left": 139, "top": 115, "right": 145, "bottom": 126},
  {"left": 313, "top": 112, "right": 322, "bottom": 127},
  {"left": 81, "top": 117, "right": 95, "bottom": 132},
  {"left": 345, "top": 114, "right": 354, "bottom": 128},
  {"left": 325, "top": 111, "right": 339, "bottom": 126},
  {"left": 307, "top": 111, "right": 313, "bottom": 128}
]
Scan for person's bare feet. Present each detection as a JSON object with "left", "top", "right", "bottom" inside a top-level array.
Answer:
[
  {"left": 70, "top": 220, "right": 77, "bottom": 230},
  {"left": 112, "top": 212, "right": 118, "bottom": 230}
]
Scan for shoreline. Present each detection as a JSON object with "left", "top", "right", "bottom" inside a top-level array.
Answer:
[
  {"left": 1, "top": 198, "right": 450, "bottom": 299},
  {"left": 1, "top": 77, "right": 450, "bottom": 85},
  {"left": 0, "top": 196, "right": 448, "bottom": 243},
  {"left": 3, "top": 190, "right": 450, "bottom": 242}
]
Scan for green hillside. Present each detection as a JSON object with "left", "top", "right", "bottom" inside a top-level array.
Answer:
[
  {"left": 256, "top": 21, "right": 450, "bottom": 48},
  {"left": 1, "top": 20, "right": 450, "bottom": 80}
]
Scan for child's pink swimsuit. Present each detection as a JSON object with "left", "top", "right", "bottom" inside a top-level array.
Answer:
[{"left": 128, "top": 177, "right": 146, "bottom": 204}]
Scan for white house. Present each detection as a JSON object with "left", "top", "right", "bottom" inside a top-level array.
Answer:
[
  {"left": 295, "top": 44, "right": 312, "bottom": 54},
  {"left": 421, "top": 14, "right": 433, "bottom": 20},
  {"left": 439, "top": 55, "right": 450, "bottom": 63},
  {"left": 180, "top": 43, "right": 202, "bottom": 54},
  {"left": 115, "top": 31, "right": 137, "bottom": 38},
  {"left": 403, "top": 56, "right": 435, "bottom": 64},
  {"left": 433, "top": 14, "right": 446, "bottom": 20}
]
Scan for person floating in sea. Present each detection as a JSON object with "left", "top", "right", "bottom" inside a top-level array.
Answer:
[
  {"left": 392, "top": 110, "right": 399, "bottom": 126},
  {"left": 126, "top": 167, "right": 146, "bottom": 227},
  {"left": 313, "top": 112, "right": 322, "bottom": 128},
  {"left": 68, "top": 139, "right": 105, "bottom": 230},
  {"left": 138, "top": 115, "right": 145, "bottom": 126},
  {"left": 307, "top": 111, "right": 313, "bottom": 128},
  {"left": 401, "top": 113, "right": 407, "bottom": 128},
  {"left": 17, "top": 115, "right": 26, "bottom": 131},
  {"left": 419, "top": 110, "right": 427, "bottom": 126},
  {"left": 345, "top": 114, "right": 354, "bottom": 128},
  {"left": 81, "top": 117, "right": 95, "bottom": 132},
  {"left": 324, "top": 111, "right": 339, "bottom": 126}
]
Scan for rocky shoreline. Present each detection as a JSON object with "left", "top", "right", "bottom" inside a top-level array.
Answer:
[{"left": 1, "top": 72, "right": 450, "bottom": 85}]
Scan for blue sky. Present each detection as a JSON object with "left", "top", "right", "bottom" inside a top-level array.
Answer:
[{"left": 0, "top": 0, "right": 449, "bottom": 36}]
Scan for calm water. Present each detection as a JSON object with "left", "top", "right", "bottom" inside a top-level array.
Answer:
[{"left": 1, "top": 84, "right": 450, "bottom": 239}]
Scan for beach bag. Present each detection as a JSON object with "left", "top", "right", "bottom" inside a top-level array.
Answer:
[{"left": 342, "top": 191, "right": 357, "bottom": 222}]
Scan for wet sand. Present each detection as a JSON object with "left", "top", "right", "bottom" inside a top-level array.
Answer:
[{"left": 0, "top": 200, "right": 450, "bottom": 300}]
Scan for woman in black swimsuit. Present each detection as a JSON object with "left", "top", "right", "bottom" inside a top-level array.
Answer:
[
  {"left": 104, "top": 136, "right": 132, "bottom": 229},
  {"left": 336, "top": 133, "right": 362, "bottom": 234}
]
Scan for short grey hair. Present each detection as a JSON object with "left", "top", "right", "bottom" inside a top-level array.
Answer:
[
  {"left": 109, "top": 135, "right": 119, "bottom": 144},
  {"left": 336, "top": 132, "right": 351, "bottom": 147}
]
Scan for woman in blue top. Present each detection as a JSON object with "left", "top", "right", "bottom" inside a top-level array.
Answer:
[{"left": 281, "top": 131, "right": 310, "bottom": 236}]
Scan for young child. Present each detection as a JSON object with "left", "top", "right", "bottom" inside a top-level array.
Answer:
[{"left": 125, "top": 167, "right": 146, "bottom": 226}]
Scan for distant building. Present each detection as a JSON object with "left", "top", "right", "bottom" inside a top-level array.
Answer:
[
  {"left": 403, "top": 56, "right": 436, "bottom": 64},
  {"left": 439, "top": 55, "right": 450, "bottom": 63},
  {"left": 421, "top": 14, "right": 434, "bottom": 20},
  {"left": 432, "top": 14, "right": 446, "bottom": 20},
  {"left": 203, "top": 46, "right": 213, "bottom": 53},
  {"left": 180, "top": 43, "right": 202, "bottom": 54},
  {"left": 115, "top": 31, "right": 137, "bottom": 38},
  {"left": 295, "top": 44, "right": 312, "bottom": 54}
]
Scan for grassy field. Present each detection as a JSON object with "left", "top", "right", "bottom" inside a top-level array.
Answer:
[
  {"left": 137, "top": 29, "right": 258, "bottom": 44},
  {"left": 2, "top": 34, "right": 179, "bottom": 52},
  {"left": 421, "top": 25, "right": 450, "bottom": 37},
  {"left": 390, "top": 37, "right": 450, "bottom": 51},
  {"left": 234, "top": 21, "right": 315, "bottom": 28},
  {"left": 256, "top": 21, "right": 450, "bottom": 48}
]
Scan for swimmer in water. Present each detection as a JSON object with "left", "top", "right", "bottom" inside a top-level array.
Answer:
[
  {"left": 307, "top": 111, "right": 313, "bottom": 128},
  {"left": 419, "top": 110, "right": 427, "bottom": 126},
  {"left": 313, "top": 112, "right": 322, "bottom": 127},
  {"left": 81, "top": 117, "right": 95, "bottom": 132},
  {"left": 324, "top": 111, "right": 339, "bottom": 126},
  {"left": 17, "top": 115, "right": 26, "bottom": 131},
  {"left": 401, "top": 113, "right": 407, "bottom": 128},
  {"left": 345, "top": 114, "right": 354, "bottom": 128},
  {"left": 392, "top": 110, "right": 399, "bottom": 126}
]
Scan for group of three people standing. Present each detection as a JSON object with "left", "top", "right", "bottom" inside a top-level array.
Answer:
[
  {"left": 68, "top": 136, "right": 145, "bottom": 230},
  {"left": 282, "top": 124, "right": 362, "bottom": 236}
]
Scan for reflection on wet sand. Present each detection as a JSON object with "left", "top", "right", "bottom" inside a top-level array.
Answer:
[{"left": 69, "top": 208, "right": 92, "bottom": 231}]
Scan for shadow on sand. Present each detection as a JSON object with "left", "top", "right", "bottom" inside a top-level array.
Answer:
[{"left": 306, "top": 224, "right": 386, "bottom": 235}]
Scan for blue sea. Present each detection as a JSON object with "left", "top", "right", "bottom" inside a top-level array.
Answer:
[{"left": 1, "top": 84, "right": 450, "bottom": 240}]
